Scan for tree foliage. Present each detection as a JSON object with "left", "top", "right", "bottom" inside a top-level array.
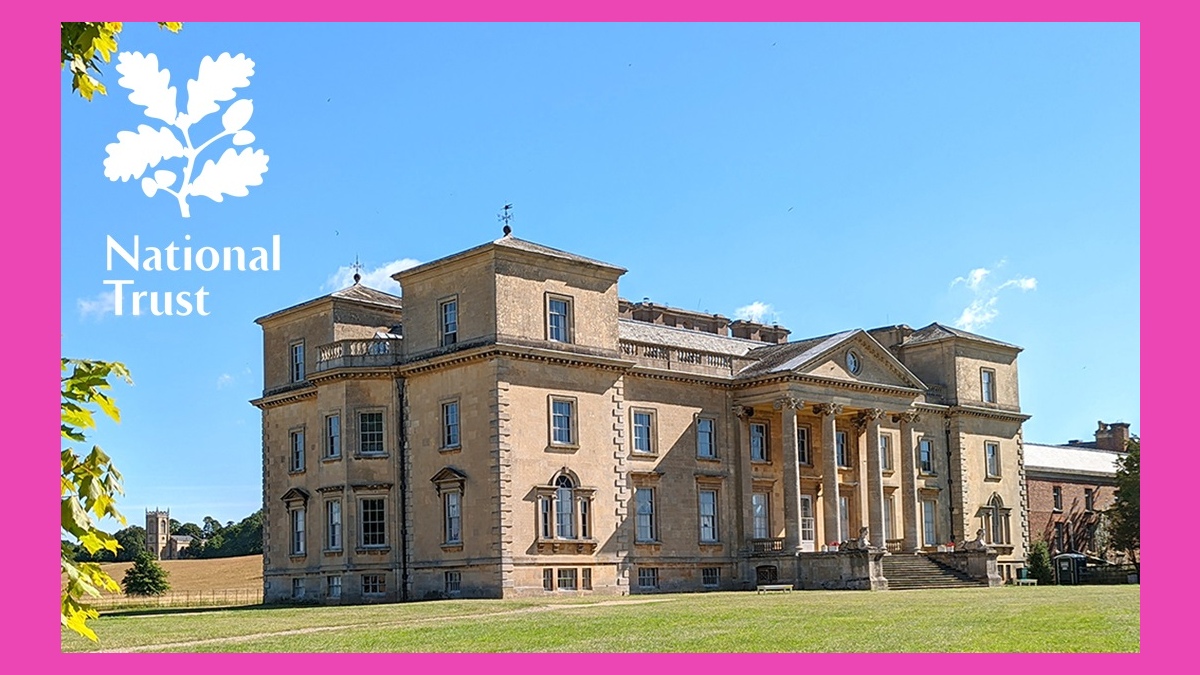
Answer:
[
  {"left": 61, "top": 358, "right": 132, "bottom": 641},
  {"left": 1107, "top": 437, "right": 1140, "bottom": 568},
  {"left": 184, "top": 510, "right": 263, "bottom": 559},
  {"left": 122, "top": 549, "right": 171, "bottom": 596},
  {"left": 1026, "top": 540, "right": 1054, "bottom": 585},
  {"left": 61, "top": 22, "right": 183, "bottom": 101}
]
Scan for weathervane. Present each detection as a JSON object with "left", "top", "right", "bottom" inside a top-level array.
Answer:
[
  {"left": 351, "top": 255, "right": 363, "bottom": 284},
  {"left": 498, "top": 203, "right": 513, "bottom": 236}
]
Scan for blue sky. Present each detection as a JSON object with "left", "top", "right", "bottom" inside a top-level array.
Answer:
[{"left": 60, "top": 22, "right": 1139, "bottom": 529}]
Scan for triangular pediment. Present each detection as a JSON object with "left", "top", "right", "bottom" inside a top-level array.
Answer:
[
  {"left": 280, "top": 487, "right": 310, "bottom": 504},
  {"left": 430, "top": 467, "right": 467, "bottom": 484},
  {"left": 742, "top": 329, "right": 926, "bottom": 390}
]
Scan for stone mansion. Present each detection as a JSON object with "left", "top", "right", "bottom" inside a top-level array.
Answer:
[{"left": 252, "top": 233, "right": 1028, "bottom": 603}]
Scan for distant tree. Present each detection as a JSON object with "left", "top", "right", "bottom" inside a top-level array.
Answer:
[
  {"left": 202, "top": 516, "right": 225, "bottom": 538},
  {"left": 1026, "top": 541, "right": 1054, "bottom": 585},
  {"left": 196, "top": 510, "right": 263, "bottom": 558},
  {"left": 1107, "top": 437, "right": 1140, "bottom": 571},
  {"left": 61, "top": 22, "right": 182, "bottom": 100},
  {"left": 173, "top": 522, "right": 204, "bottom": 540},
  {"left": 122, "top": 549, "right": 170, "bottom": 596}
]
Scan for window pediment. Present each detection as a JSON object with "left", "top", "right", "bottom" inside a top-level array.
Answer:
[{"left": 280, "top": 487, "right": 310, "bottom": 505}]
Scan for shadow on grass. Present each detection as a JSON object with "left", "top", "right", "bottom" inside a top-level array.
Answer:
[{"left": 103, "top": 603, "right": 293, "bottom": 619}]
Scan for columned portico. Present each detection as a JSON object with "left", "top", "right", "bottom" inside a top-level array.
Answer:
[
  {"left": 775, "top": 396, "right": 804, "bottom": 551},
  {"left": 894, "top": 410, "right": 921, "bottom": 552},
  {"left": 733, "top": 405, "right": 755, "bottom": 550},
  {"left": 857, "top": 408, "right": 886, "bottom": 549},
  {"left": 814, "top": 403, "right": 843, "bottom": 546}
]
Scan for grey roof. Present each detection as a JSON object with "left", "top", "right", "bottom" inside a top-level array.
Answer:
[
  {"left": 618, "top": 320, "right": 761, "bottom": 356},
  {"left": 171, "top": 535, "right": 194, "bottom": 543},
  {"left": 493, "top": 236, "right": 625, "bottom": 272},
  {"left": 1024, "top": 442, "right": 1123, "bottom": 477},
  {"left": 736, "top": 330, "right": 858, "bottom": 377},
  {"left": 399, "top": 235, "right": 626, "bottom": 278},
  {"left": 330, "top": 283, "right": 403, "bottom": 309},
  {"left": 903, "top": 322, "right": 1021, "bottom": 351},
  {"left": 256, "top": 282, "right": 402, "bottom": 323}
]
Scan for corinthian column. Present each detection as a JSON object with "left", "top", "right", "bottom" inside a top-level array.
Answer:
[
  {"left": 894, "top": 410, "right": 921, "bottom": 552},
  {"left": 775, "top": 396, "right": 803, "bottom": 551},
  {"left": 858, "top": 408, "right": 886, "bottom": 549},
  {"left": 814, "top": 403, "right": 843, "bottom": 546},
  {"left": 733, "top": 405, "right": 755, "bottom": 548}
]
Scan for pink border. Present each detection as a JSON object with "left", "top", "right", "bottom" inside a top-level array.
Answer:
[{"left": 22, "top": 1, "right": 1188, "bottom": 670}]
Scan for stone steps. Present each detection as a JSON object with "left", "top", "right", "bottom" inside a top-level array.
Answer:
[{"left": 882, "top": 554, "right": 987, "bottom": 590}]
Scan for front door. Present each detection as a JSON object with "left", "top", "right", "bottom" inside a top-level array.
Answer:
[{"left": 799, "top": 495, "right": 816, "bottom": 552}]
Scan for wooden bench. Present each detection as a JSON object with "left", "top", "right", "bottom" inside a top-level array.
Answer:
[
  {"left": 1015, "top": 578, "right": 1038, "bottom": 586},
  {"left": 756, "top": 584, "right": 793, "bottom": 593}
]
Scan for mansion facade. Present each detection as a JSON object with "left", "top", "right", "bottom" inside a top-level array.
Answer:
[{"left": 252, "top": 234, "right": 1029, "bottom": 603}]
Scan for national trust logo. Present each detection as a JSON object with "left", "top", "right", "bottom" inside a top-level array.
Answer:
[{"left": 102, "top": 52, "right": 269, "bottom": 218}]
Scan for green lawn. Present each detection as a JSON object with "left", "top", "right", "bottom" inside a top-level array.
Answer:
[{"left": 62, "top": 585, "right": 1139, "bottom": 653}]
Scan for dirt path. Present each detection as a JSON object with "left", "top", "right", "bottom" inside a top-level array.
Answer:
[{"left": 97, "top": 597, "right": 674, "bottom": 653}]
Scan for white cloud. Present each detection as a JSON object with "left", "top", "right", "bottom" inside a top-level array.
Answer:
[
  {"left": 950, "top": 265, "right": 1037, "bottom": 331},
  {"left": 734, "top": 301, "right": 776, "bottom": 324},
  {"left": 323, "top": 258, "right": 421, "bottom": 295},
  {"left": 216, "top": 373, "right": 234, "bottom": 389},
  {"left": 77, "top": 291, "right": 115, "bottom": 320}
]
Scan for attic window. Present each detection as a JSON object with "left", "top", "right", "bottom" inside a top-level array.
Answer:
[{"left": 846, "top": 350, "right": 861, "bottom": 375}]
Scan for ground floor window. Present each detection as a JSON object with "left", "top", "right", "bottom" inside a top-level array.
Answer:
[
  {"left": 327, "top": 575, "right": 341, "bottom": 599},
  {"left": 292, "top": 578, "right": 304, "bottom": 599},
  {"left": 838, "top": 495, "right": 850, "bottom": 542},
  {"left": 702, "top": 567, "right": 720, "bottom": 588},
  {"left": 557, "top": 568, "right": 578, "bottom": 590},
  {"left": 444, "top": 571, "right": 461, "bottom": 594},
  {"left": 543, "top": 568, "right": 554, "bottom": 591},
  {"left": 362, "top": 574, "right": 385, "bottom": 596},
  {"left": 638, "top": 567, "right": 659, "bottom": 589},
  {"left": 582, "top": 568, "right": 592, "bottom": 590},
  {"left": 921, "top": 499, "right": 937, "bottom": 547}
]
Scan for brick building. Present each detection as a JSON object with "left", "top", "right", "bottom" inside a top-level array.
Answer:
[
  {"left": 251, "top": 233, "right": 1030, "bottom": 603},
  {"left": 1025, "top": 422, "right": 1131, "bottom": 557}
]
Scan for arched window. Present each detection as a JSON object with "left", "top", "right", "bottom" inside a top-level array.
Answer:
[
  {"left": 980, "top": 494, "right": 1011, "bottom": 545},
  {"left": 556, "top": 475, "right": 575, "bottom": 539},
  {"left": 536, "top": 471, "right": 595, "bottom": 546}
]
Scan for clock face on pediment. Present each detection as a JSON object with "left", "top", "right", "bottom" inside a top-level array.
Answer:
[{"left": 798, "top": 339, "right": 920, "bottom": 389}]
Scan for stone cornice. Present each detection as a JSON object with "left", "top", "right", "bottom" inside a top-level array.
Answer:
[
  {"left": 251, "top": 384, "right": 318, "bottom": 409},
  {"left": 948, "top": 405, "right": 1031, "bottom": 423},
  {"left": 398, "top": 340, "right": 632, "bottom": 376}
]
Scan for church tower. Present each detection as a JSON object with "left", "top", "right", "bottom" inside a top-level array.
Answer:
[{"left": 146, "top": 509, "right": 170, "bottom": 560}]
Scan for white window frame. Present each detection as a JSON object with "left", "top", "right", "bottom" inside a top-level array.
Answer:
[
  {"left": 289, "top": 428, "right": 305, "bottom": 473},
  {"left": 325, "top": 500, "right": 342, "bottom": 551},
  {"left": 361, "top": 574, "right": 385, "bottom": 596},
  {"left": 439, "top": 297, "right": 458, "bottom": 347},
  {"left": 635, "top": 487, "right": 656, "bottom": 542},
  {"left": 637, "top": 567, "right": 659, "bottom": 589},
  {"left": 290, "top": 340, "right": 305, "bottom": 382},
  {"left": 358, "top": 410, "right": 386, "bottom": 455},
  {"left": 797, "top": 425, "right": 811, "bottom": 465},
  {"left": 836, "top": 430, "right": 850, "bottom": 468},
  {"left": 919, "top": 437, "right": 935, "bottom": 475},
  {"left": 557, "top": 568, "right": 578, "bottom": 590},
  {"left": 838, "top": 495, "right": 850, "bottom": 542},
  {"left": 698, "top": 489, "right": 718, "bottom": 543},
  {"left": 443, "top": 490, "right": 462, "bottom": 545},
  {"left": 444, "top": 571, "right": 462, "bottom": 594},
  {"left": 538, "top": 474, "right": 592, "bottom": 541},
  {"left": 985, "top": 441, "right": 1001, "bottom": 478},
  {"left": 750, "top": 422, "right": 768, "bottom": 462},
  {"left": 800, "top": 494, "right": 815, "bottom": 544},
  {"left": 290, "top": 507, "right": 306, "bottom": 556},
  {"left": 922, "top": 499, "right": 937, "bottom": 547},
  {"left": 326, "top": 575, "right": 342, "bottom": 599},
  {"left": 549, "top": 396, "right": 577, "bottom": 447},
  {"left": 292, "top": 578, "right": 305, "bottom": 599},
  {"left": 631, "top": 408, "right": 657, "bottom": 455},
  {"left": 324, "top": 413, "right": 341, "bottom": 459},
  {"left": 752, "top": 492, "right": 770, "bottom": 539},
  {"left": 696, "top": 416, "right": 716, "bottom": 459},
  {"left": 702, "top": 567, "right": 720, "bottom": 588},
  {"left": 879, "top": 433, "right": 893, "bottom": 472},
  {"left": 546, "top": 294, "right": 574, "bottom": 343},
  {"left": 883, "top": 494, "right": 895, "bottom": 541},
  {"left": 442, "top": 400, "right": 461, "bottom": 449},
  {"left": 981, "top": 368, "right": 997, "bottom": 404},
  {"left": 1053, "top": 486, "right": 1063, "bottom": 511},
  {"left": 359, "top": 497, "right": 387, "bottom": 548}
]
